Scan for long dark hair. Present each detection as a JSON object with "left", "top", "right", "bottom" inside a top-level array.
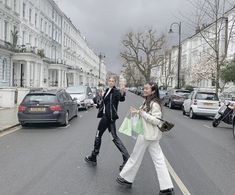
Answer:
[{"left": 143, "top": 82, "right": 162, "bottom": 112}]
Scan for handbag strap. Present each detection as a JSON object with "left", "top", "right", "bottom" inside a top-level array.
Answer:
[{"left": 156, "top": 117, "right": 165, "bottom": 122}]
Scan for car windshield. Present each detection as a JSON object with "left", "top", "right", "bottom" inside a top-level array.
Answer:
[
  {"left": 23, "top": 94, "right": 57, "bottom": 104},
  {"left": 175, "top": 90, "right": 190, "bottom": 96},
  {"left": 66, "top": 86, "right": 85, "bottom": 94},
  {"left": 196, "top": 92, "right": 219, "bottom": 101}
]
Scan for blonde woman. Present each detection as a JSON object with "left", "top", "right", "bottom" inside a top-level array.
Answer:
[
  {"left": 85, "top": 76, "right": 130, "bottom": 171},
  {"left": 116, "top": 82, "right": 174, "bottom": 195}
]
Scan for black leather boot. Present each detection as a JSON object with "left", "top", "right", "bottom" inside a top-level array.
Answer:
[
  {"left": 112, "top": 138, "right": 130, "bottom": 171},
  {"left": 159, "top": 188, "right": 175, "bottom": 195},
  {"left": 85, "top": 151, "right": 97, "bottom": 166},
  {"left": 85, "top": 137, "right": 102, "bottom": 166},
  {"left": 119, "top": 155, "right": 129, "bottom": 171}
]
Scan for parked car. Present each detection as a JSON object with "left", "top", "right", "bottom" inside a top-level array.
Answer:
[
  {"left": 182, "top": 88, "right": 220, "bottom": 119},
  {"left": 129, "top": 87, "right": 137, "bottom": 93},
  {"left": 163, "top": 89, "right": 190, "bottom": 109},
  {"left": 18, "top": 88, "right": 78, "bottom": 126},
  {"left": 66, "top": 86, "right": 94, "bottom": 110}
]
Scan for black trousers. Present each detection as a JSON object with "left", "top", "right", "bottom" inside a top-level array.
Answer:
[{"left": 92, "top": 115, "right": 129, "bottom": 162}]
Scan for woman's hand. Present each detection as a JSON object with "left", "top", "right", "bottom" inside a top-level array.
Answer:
[
  {"left": 139, "top": 109, "right": 147, "bottom": 117},
  {"left": 130, "top": 106, "right": 139, "bottom": 114}
]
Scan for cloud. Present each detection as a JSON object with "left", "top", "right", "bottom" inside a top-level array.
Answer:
[{"left": 58, "top": 0, "right": 194, "bottom": 73}]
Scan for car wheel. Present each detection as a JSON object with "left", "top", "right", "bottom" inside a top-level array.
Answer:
[
  {"left": 63, "top": 111, "right": 69, "bottom": 126},
  {"left": 212, "top": 119, "right": 219, "bottom": 127},
  {"left": 169, "top": 101, "right": 174, "bottom": 109},
  {"left": 20, "top": 123, "right": 27, "bottom": 127},
  {"left": 189, "top": 109, "right": 195, "bottom": 119},
  {"left": 74, "top": 108, "right": 78, "bottom": 117}
]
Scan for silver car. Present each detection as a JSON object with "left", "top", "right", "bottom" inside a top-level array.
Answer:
[{"left": 66, "top": 86, "right": 94, "bottom": 110}]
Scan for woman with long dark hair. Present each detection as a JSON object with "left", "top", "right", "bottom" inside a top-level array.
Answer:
[
  {"left": 85, "top": 76, "right": 130, "bottom": 171},
  {"left": 116, "top": 82, "right": 174, "bottom": 195}
]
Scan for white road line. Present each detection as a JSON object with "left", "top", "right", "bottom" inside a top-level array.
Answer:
[
  {"left": 165, "top": 157, "right": 191, "bottom": 195},
  {"left": 203, "top": 124, "right": 212, "bottom": 129},
  {"left": 0, "top": 126, "right": 21, "bottom": 138}
]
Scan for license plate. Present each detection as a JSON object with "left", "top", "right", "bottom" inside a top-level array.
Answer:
[
  {"left": 204, "top": 103, "right": 213, "bottom": 106},
  {"left": 30, "top": 108, "right": 46, "bottom": 112}
]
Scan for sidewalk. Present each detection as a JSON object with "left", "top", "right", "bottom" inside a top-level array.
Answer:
[{"left": 0, "top": 107, "right": 19, "bottom": 132}]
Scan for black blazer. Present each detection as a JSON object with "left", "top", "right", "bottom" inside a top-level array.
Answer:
[{"left": 97, "top": 86, "right": 125, "bottom": 121}]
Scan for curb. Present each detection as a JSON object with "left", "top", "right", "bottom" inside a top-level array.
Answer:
[{"left": 0, "top": 123, "right": 20, "bottom": 133}]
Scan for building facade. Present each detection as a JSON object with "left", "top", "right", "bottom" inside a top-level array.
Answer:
[
  {"left": 155, "top": 7, "right": 235, "bottom": 90},
  {"left": 0, "top": 0, "right": 106, "bottom": 91}
]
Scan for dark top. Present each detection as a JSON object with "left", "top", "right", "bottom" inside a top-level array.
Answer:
[{"left": 97, "top": 86, "right": 125, "bottom": 121}]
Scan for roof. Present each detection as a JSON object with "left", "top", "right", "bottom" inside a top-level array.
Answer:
[{"left": 28, "top": 88, "right": 65, "bottom": 94}]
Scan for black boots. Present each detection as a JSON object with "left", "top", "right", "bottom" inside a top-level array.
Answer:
[
  {"left": 85, "top": 137, "right": 101, "bottom": 166},
  {"left": 159, "top": 188, "right": 175, "bottom": 195},
  {"left": 119, "top": 155, "right": 129, "bottom": 171},
  {"left": 116, "top": 175, "right": 132, "bottom": 188},
  {"left": 112, "top": 138, "right": 130, "bottom": 171},
  {"left": 84, "top": 152, "right": 97, "bottom": 166}
]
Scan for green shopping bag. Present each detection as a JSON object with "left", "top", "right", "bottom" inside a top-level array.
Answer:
[
  {"left": 118, "top": 115, "right": 132, "bottom": 136},
  {"left": 132, "top": 115, "right": 144, "bottom": 135}
]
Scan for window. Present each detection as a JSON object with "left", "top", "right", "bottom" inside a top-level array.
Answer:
[
  {"left": 4, "top": 21, "right": 8, "bottom": 41},
  {"left": 35, "top": 38, "right": 37, "bottom": 47},
  {"left": 23, "top": 3, "right": 26, "bottom": 18},
  {"left": 29, "top": 35, "right": 32, "bottom": 44},
  {"left": 44, "top": 21, "right": 47, "bottom": 34},
  {"left": 40, "top": 18, "right": 43, "bottom": 31},
  {"left": 55, "top": 30, "right": 57, "bottom": 41},
  {"left": 49, "top": 25, "right": 51, "bottom": 37},
  {"left": 35, "top": 13, "right": 37, "bottom": 27},
  {"left": 29, "top": 8, "right": 32, "bottom": 23},
  {"left": 2, "top": 59, "right": 7, "bottom": 81},
  {"left": 13, "top": 0, "right": 17, "bottom": 12},
  {"left": 20, "top": 31, "right": 24, "bottom": 45}
]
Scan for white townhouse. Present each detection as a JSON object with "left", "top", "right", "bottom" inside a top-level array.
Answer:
[
  {"left": 155, "top": 8, "right": 235, "bottom": 90},
  {"left": 0, "top": 0, "right": 106, "bottom": 107}
]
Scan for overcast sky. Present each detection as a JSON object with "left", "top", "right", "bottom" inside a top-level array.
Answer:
[{"left": 56, "top": 0, "right": 197, "bottom": 73}]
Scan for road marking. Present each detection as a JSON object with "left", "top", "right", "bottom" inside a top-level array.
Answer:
[
  {"left": 183, "top": 116, "right": 188, "bottom": 118},
  {"left": 0, "top": 126, "right": 21, "bottom": 138},
  {"left": 203, "top": 124, "right": 212, "bottom": 129},
  {"left": 165, "top": 156, "right": 191, "bottom": 195}
]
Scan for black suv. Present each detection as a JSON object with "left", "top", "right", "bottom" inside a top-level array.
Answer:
[{"left": 18, "top": 88, "right": 78, "bottom": 126}]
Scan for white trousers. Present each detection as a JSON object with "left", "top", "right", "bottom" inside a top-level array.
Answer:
[{"left": 120, "top": 135, "right": 174, "bottom": 190}]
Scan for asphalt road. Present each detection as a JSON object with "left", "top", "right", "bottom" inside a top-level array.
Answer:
[{"left": 0, "top": 92, "right": 235, "bottom": 195}]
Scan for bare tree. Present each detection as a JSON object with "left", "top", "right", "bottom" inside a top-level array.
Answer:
[
  {"left": 185, "top": 0, "right": 235, "bottom": 93},
  {"left": 120, "top": 29, "right": 165, "bottom": 83},
  {"left": 123, "top": 63, "right": 145, "bottom": 87}
]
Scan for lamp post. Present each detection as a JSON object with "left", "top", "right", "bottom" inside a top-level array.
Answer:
[
  {"left": 98, "top": 52, "right": 105, "bottom": 85},
  {"left": 169, "top": 22, "right": 181, "bottom": 89}
]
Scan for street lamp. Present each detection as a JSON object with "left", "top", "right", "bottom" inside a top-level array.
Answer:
[
  {"left": 169, "top": 22, "right": 181, "bottom": 89},
  {"left": 98, "top": 52, "right": 105, "bottom": 85}
]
